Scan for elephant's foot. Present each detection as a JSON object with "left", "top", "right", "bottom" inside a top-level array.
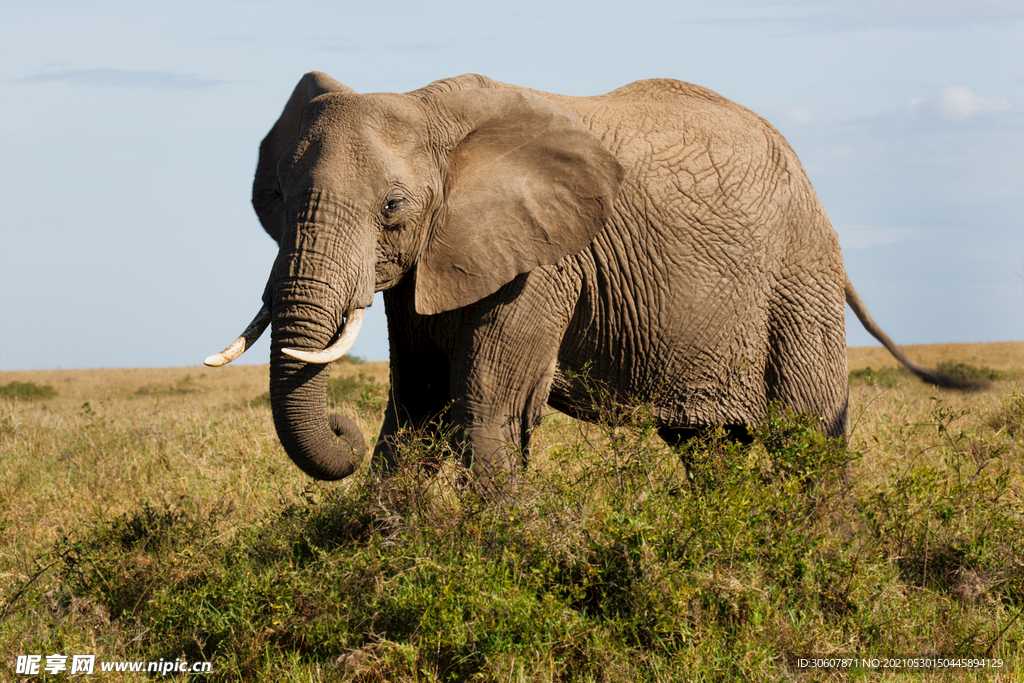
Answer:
[{"left": 456, "top": 424, "right": 525, "bottom": 495}]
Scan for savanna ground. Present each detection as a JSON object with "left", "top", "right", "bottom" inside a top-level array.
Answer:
[{"left": 1, "top": 342, "right": 1022, "bottom": 681}]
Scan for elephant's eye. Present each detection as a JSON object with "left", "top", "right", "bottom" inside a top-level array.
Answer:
[{"left": 382, "top": 198, "right": 404, "bottom": 219}]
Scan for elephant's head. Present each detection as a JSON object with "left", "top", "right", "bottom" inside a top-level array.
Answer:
[{"left": 206, "top": 72, "right": 624, "bottom": 480}]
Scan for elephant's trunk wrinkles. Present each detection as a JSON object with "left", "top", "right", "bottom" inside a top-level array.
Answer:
[
  {"left": 269, "top": 306, "right": 366, "bottom": 481},
  {"left": 282, "top": 308, "right": 365, "bottom": 364},
  {"left": 263, "top": 187, "right": 375, "bottom": 480}
]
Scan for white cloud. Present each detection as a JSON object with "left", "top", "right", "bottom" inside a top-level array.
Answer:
[
  {"left": 786, "top": 106, "right": 816, "bottom": 126},
  {"left": 917, "top": 85, "right": 1012, "bottom": 121}
]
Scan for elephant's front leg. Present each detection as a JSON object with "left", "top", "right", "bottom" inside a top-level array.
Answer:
[
  {"left": 372, "top": 281, "right": 455, "bottom": 473},
  {"left": 452, "top": 358, "right": 557, "bottom": 484},
  {"left": 449, "top": 266, "right": 579, "bottom": 487}
]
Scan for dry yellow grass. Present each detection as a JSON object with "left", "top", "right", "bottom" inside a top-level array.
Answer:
[
  {"left": 0, "top": 360, "right": 388, "bottom": 563},
  {"left": 0, "top": 360, "right": 390, "bottom": 412},
  {"left": 845, "top": 342, "right": 1022, "bottom": 481},
  {"left": 848, "top": 340, "right": 1023, "bottom": 373},
  {"left": 2, "top": 341, "right": 1016, "bottom": 414}
]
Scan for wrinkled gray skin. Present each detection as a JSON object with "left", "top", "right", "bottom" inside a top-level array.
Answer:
[{"left": 249, "top": 72, "right": 967, "bottom": 487}]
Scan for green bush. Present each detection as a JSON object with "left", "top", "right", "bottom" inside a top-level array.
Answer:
[
  {"left": 246, "top": 391, "right": 271, "bottom": 409},
  {"left": 934, "top": 361, "right": 1008, "bottom": 383},
  {"left": 848, "top": 366, "right": 914, "bottom": 387},
  {"left": 135, "top": 375, "right": 202, "bottom": 397},
  {"left": 0, "top": 381, "right": 57, "bottom": 400},
  {"left": 861, "top": 402, "right": 1023, "bottom": 602}
]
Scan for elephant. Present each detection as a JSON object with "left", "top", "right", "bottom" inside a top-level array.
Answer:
[{"left": 206, "top": 72, "right": 974, "bottom": 486}]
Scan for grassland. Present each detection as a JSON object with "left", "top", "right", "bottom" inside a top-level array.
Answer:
[{"left": 1, "top": 343, "right": 1021, "bottom": 681}]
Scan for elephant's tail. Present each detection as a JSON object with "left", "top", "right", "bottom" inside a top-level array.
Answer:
[{"left": 844, "top": 275, "right": 988, "bottom": 391}]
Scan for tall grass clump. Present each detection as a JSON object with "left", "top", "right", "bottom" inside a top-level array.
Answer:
[
  {"left": 862, "top": 401, "right": 1023, "bottom": 605},
  {"left": 989, "top": 388, "right": 1024, "bottom": 438}
]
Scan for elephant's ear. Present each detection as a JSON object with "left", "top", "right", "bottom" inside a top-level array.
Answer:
[
  {"left": 252, "top": 72, "right": 355, "bottom": 245},
  {"left": 414, "top": 89, "right": 625, "bottom": 315}
]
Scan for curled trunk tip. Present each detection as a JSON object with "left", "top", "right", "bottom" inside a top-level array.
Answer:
[
  {"left": 284, "top": 413, "right": 366, "bottom": 480},
  {"left": 269, "top": 328, "right": 367, "bottom": 481}
]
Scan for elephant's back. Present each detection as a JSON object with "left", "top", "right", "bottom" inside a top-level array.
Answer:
[
  {"left": 575, "top": 77, "right": 840, "bottom": 296},
  {"left": 549, "top": 79, "right": 844, "bottom": 431},
  {"left": 599, "top": 78, "right": 737, "bottom": 107}
]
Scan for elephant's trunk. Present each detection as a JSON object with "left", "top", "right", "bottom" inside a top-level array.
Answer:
[
  {"left": 269, "top": 286, "right": 366, "bottom": 480},
  {"left": 265, "top": 190, "right": 376, "bottom": 480}
]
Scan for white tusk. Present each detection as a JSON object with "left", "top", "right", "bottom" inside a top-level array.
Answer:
[
  {"left": 204, "top": 306, "right": 271, "bottom": 367},
  {"left": 282, "top": 308, "right": 365, "bottom": 365}
]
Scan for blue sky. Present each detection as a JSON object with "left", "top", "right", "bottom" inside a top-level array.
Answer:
[{"left": 0, "top": 0, "right": 1021, "bottom": 371}]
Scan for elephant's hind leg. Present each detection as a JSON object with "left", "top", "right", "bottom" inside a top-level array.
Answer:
[
  {"left": 764, "top": 339, "right": 848, "bottom": 438},
  {"left": 765, "top": 273, "right": 849, "bottom": 438}
]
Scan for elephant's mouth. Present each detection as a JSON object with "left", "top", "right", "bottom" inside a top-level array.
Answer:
[{"left": 204, "top": 307, "right": 365, "bottom": 367}]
